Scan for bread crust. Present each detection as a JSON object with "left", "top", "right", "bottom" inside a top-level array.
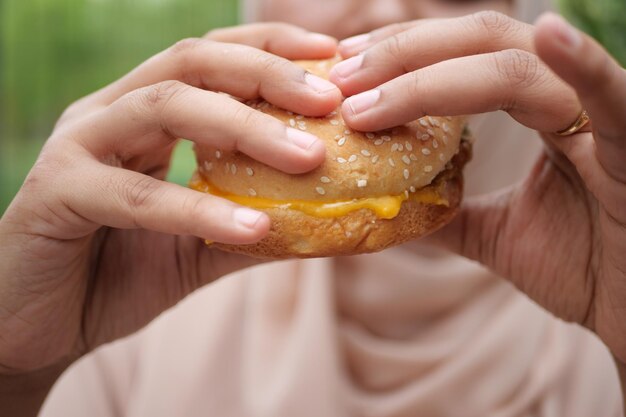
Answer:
[
  {"left": 194, "top": 58, "right": 465, "bottom": 201},
  {"left": 191, "top": 57, "right": 472, "bottom": 259},
  {"left": 208, "top": 141, "right": 470, "bottom": 259}
]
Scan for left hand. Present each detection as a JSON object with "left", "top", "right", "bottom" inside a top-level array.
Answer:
[{"left": 329, "top": 12, "right": 626, "bottom": 363}]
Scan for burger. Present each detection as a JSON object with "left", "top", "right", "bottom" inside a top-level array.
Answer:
[{"left": 190, "top": 58, "right": 471, "bottom": 259}]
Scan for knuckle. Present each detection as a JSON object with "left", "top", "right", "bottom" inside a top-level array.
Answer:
[
  {"left": 231, "top": 106, "right": 262, "bottom": 143},
  {"left": 181, "top": 195, "right": 208, "bottom": 232},
  {"left": 493, "top": 49, "right": 543, "bottom": 89},
  {"left": 405, "top": 71, "right": 427, "bottom": 114},
  {"left": 122, "top": 175, "right": 160, "bottom": 214},
  {"left": 122, "top": 80, "right": 188, "bottom": 119},
  {"left": 383, "top": 33, "right": 406, "bottom": 64},
  {"left": 169, "top": 37, "right": 205, "bottom": 55},
  {"left": 253, "top": 52, "right": 289, "bottom": 75},
  {"left": 471, "top": 10, "right": 513, "bottom": 37}
]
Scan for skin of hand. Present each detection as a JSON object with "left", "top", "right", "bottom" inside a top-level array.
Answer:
[
  {"left": 330, "top": 10, "right": 626, "bottom": 374},
  {"left": 0, "top": 23, "right": 341, "bottom": 415}
]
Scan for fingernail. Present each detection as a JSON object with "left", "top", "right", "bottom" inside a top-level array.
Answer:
[
  {"left": 286, "top": 128, "right": 319, "bottom": 150},
  {"left": 331, "top": 55, "right": 364, "bottom": 79},
  {"left": 551, "top": 14, "right": 582, "bottom": 50},
  {"left": 340, "top": 33, "right": 370, "bottom": 50},
  {"left": 233, "top": 208, "right": 264, "bottom": 229},
  {"left": 305, "top": 73, "right": 338, "bottom": 93},
  {"left": 346, "top": 89, "right": 380, "bottom": 115}
]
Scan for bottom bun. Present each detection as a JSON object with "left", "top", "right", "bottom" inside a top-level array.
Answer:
[{"left": 209, "top": 141, "right": 470, "bottom": 259}]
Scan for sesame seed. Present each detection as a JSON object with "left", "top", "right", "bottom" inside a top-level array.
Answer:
[
  {"left": 442, "top": 135, "right": 449, "bottom": 145},
  {"left": 433, "top": 139, "right": 439, "bottom": 149},
  {"left": 424, "top": 165, "right": 433, "bottom": 172},
  {"left": 246, "top": 167, "right": 254, "bottom": 176},
  {"left": 357, "top": 179, "right": 367, "bottom": 188},
  {"left": 442, "top": 123, "right": 450, "bottom": 133},
  {"left": 248, "top": 188, "right": 257, "bottom": 197},
  {"left": 410, "top": 186, "right": 416, "bottom": 193},
  {"left": 439, "top": 153, "right": 445, "bottom": 162},
  {"left": 404, "top": 190, "right": 409, "bottom": 198},
  {"left": 330, "top": 120, "right": 340, "bottom": 126},
  {"left": 335, "top": 134, "right": 342, "bottom": 140},
  {"left": 421, "top": 134, "right": 430, "bottom": 141},
  {"left": 320, "top": 176, "right": 331, "bottom": 183},
  {"left": 337, "top": 157, "right": 347, "bottom": 164},
  {"left": 203, "top": 161, "right": 213, "bottom": 172},
  {"left": 382, "top": 135, "right": 391, "bottom": 141},
  {"left": 361, "top": 149, "right": 371, "bottom": 157},
  {"left": 410, "top": 154, "right": 418, "bottom": 161},
  {"left": 289, "top": 119, "right": 296, "bottom": 127},
  {"left": 366, "top": 133, "right": 375, "bottom": 139},
  {"left": 316, "top": 186, "right": 326, "bottom": 195},
  {"left": 231, "top": 164, "right": 237, "bottom": 175},
  {"left": 215, "top": 150, "right": 222, "bottom": 159},
  {"left": 428, "top": 116, "right": 435, "bottom": 125},
  {"left": 372, "top": 155, "right": 380, "bottom": 163},
  {"left": 388, "top": 158, "right": 396, "bottom": 167},
  {"left": 398, "top": 144, "right": 404, "bottom": 151},
  {"left": 391, "top": 143, "right": 399, "bottom": 152},
  {"left": 432, "top": 118, "right": 440, "bottom": 127},
  {"left": 344, "top": 130, "right": 352, "bottom": 135},
  {"left": 338, "top": 137, "right": 346, "bottom": 146},
  {"left": 419, "top": 119, "right": 428, "bottom": 127},
  {"left": 405, "top": 142, "right": 413, "bottom": 151},
  {"left": 329, "top": 110, "right": 337, "bottom": 116},
  {"left": 373, "top": 139, "right": 383, "bottom": 146},
  {"left": 421, "top": 148, "right": 431, "bottom": 155},
  {"left": 427, "top": 129, "right": 435, "bottom": 136},
  {"left": 403, "top": 169, "right": 409, "bottom": 179},
  {"left": 296, "top": 115, "right": 304, "bottom": 120},
  {"left": 402, "top": 155, "right": 411, "bottom": 165},
  {"left": 297, "top": 120, "right": 306, "bottom": 126},
  {"left": 348, "top": 154, "right": 358, "bottom": 163}
]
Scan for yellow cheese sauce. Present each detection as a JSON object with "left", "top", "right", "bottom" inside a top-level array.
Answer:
[{"left": 189, "top": 176, "right": 448, "bottom": 220}]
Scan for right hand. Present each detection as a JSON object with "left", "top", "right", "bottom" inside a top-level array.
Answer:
[{"left": 0, "top": 23, "right": 341, "bottom": 381}]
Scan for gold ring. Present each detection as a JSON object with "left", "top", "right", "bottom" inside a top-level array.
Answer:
[{"left": 556, "top": 110, "right": 590, "bottom": 136}]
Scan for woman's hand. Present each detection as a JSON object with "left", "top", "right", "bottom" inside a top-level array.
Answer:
[
  {"left": 0, "top": 22, "right": 341, "bottom": 407},
  {"left": 330, "top": 12, "right": 626, "bottom": 363}
]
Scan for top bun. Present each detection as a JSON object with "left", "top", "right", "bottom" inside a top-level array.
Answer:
[{"left": 194, "top": 58, "right": 465, "bottom": 202}]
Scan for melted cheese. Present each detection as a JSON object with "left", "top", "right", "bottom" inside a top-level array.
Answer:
[{"left": 189, "top": 177, "right": 447, "bottom": 220}]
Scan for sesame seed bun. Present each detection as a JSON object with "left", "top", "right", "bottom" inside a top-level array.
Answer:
[{"left": 190, "top": 58, "right": 472, "bottom": 259}]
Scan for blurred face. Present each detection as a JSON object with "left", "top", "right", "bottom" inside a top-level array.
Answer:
[{"left": 259, "top": 0, "right": 513, "bottom": 39}]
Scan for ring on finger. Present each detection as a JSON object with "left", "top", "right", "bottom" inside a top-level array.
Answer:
[{"left": 556, "top": 109, "right": 591, "bottom": 136}]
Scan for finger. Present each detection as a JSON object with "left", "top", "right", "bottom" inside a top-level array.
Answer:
[
  {"left": 340, "top": 50, "right": 581, "bottom": 133},
  {"left": 76, "top": 81, "right": 325, "bottom": 174},
  {"left": 330, "top": 11, "right": 535, "bottom": 97},
  {"left": 62, "top": 162, "right": 270, "bottom": 244},
  {"left": 75, "top": 37, "right": 341, "bottom": 118},
  {"left": 535, "top": 12, "right": 626, "bottom": 181},
  {"left": 205, "top": 22, "right": 338, "bottom": 59},
  {"left": 338, "top": 21, "right": 424, "bottom": 58}
]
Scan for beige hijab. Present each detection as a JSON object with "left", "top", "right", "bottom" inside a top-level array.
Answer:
[{"left": 40, "top": 2, "right": 623, "bottom": 416}]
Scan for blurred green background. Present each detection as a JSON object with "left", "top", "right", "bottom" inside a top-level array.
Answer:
[
  {"left": 0, "top": 0, "right": 624, "bottom": 214},
  {"left": 0, "top": 0, "right": 238, "bottom": 213}
]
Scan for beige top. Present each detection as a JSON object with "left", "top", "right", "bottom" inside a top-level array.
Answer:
[{"left": 39, "top": 112, "right": 623, "bottom": 417}]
